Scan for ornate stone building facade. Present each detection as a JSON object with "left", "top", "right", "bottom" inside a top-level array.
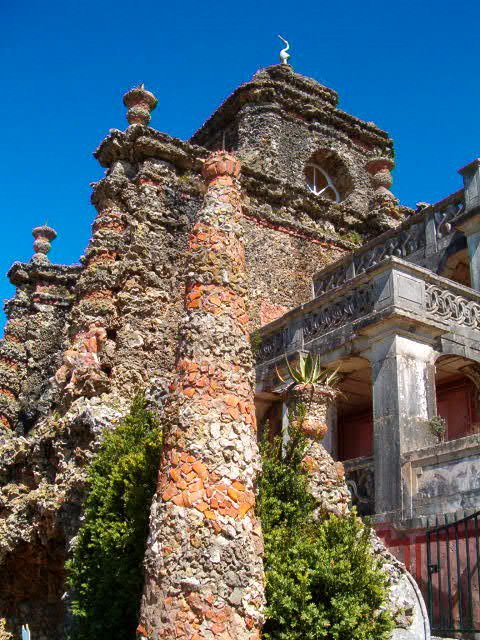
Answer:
[{"left": 1, "top": 60, "right": 479, "bottom": 638}]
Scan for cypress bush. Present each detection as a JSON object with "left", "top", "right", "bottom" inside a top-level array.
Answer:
[
  {"left": 257, "top": 427, "right": 394, "bottom": 640},
  {"left": 67, "top": 396, "right": 162, "bottom": 640}
]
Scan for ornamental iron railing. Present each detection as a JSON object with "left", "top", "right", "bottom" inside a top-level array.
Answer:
[{"left": 426, "top": 511, "right": 480, "bottom": 634}]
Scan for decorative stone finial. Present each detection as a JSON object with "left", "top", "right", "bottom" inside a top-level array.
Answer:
[
  {"left": 278, "top": 35, "right": 291, "bottom": 65},
  {"left": 123, "top": 83, "right": 158, "bottom": 126},
  {"left": 366, "top": 157, "right": 396, "bottom": 201},
  {"left": 32, "top": 225, "right": 57, "bottom": 264},
  {"left": 202, "top": 150, "right": 241, "bottom": 184}
]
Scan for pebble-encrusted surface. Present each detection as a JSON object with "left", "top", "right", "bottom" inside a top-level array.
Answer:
[
  {"left": 0, "top": 64, "right": 429, "bottom": 639},
  {"left": 139, "top": 151, "right": 265, "bottom": 640},
  {"left": 0, "top": 396, "right": 126, "bottom": 640}
]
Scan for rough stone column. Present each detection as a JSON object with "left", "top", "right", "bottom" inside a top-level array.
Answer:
[
  {"left": 54, "top": 84, "right": 161, "bottom": 405},
  {"left": 364, "top": 332, "right": 437, "bottom": 519},
  {"left": 322, "top": 401, "right": 338, "bottom": 459},
  {"left": 139, "top": 151, "right": 265, "bottom": 640},
  {"left": 466, "top": 229, "right": 480, "bottom": 291},
  {"left": 365, "top": 157, "right": 408, "bottom": 231},
  {"left": 53, "top": 185, "right": 121, "bottom": 401}
]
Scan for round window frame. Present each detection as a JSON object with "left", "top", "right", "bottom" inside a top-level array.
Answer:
[{"left": 305, "top": 163, "right": 341, "bottom": 202}]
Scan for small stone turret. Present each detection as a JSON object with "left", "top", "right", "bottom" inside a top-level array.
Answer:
[{"left": 0, "top": 226, "right": 80, "bottom": 432}]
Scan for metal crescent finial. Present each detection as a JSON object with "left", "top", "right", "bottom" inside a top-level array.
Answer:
[{"left": 278, "top": 35, "right": 291, "bottom": 65}]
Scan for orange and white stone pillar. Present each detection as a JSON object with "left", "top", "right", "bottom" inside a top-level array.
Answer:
[{"left": 139, "top": 151, "right": 265, "bottom": 640}]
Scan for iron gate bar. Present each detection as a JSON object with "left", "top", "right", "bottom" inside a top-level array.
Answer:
[
  {"left": 444, "top": 514, "right": 454, "bottom": 631},
  {"left": 454, "top": 519, "right": 463, "bottom": 629},
  {"left": 427, "top": 527, "right": 432, "bottom": 625},
  {"left": 465, "top": 517, "right": 473, "bottom": 625},
  {"left": 475, "top": 514, "right": 480, "bottom": 608},
  {"left": 435, "top": 515, "right": 442, "bottom": 629},
  {"left": 426, "top": 509, "right": 480, "bottom": 634}
]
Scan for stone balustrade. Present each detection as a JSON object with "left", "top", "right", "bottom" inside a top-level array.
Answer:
[
  {"left": 256, "top": 257, "right": 480, "bottom": 372},
  {"left": 313, "top": 189, "right": 466, "bottom": 297}
]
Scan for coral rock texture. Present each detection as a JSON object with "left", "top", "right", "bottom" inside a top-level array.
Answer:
[
  {"left": 139, "top": 151, "right": 265, "bottom": 640},
  {"left": 0, "top": 64, "right": 430, "bottom": 640}
]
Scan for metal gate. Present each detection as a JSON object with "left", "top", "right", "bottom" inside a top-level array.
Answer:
[{"left": 427, "top": 511, "right": 480, "bottom": 634}]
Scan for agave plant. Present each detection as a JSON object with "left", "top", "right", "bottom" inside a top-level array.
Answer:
[{"left": 276, "top": 352, "right": 341, "bottom": 388}]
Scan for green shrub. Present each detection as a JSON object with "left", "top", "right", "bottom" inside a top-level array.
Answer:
[
  {"left": 428, "top": 415, "right": 447, "bottom": 442},
  {"left": 67, "top": 396, "right": 162, "bottom": 640},
  {"left": 257, "top": 428, "right": 394, "bottom": 640}
]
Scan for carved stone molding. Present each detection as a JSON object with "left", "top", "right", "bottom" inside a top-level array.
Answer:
[
  {"left": 425, "top": 284, "right": 480, "bottom": 329},
  {"left": 304, "top": 285, "right": 374, "bottom": 343}
]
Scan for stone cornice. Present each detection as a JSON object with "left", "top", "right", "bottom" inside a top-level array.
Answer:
[
  {"left": 94, "top": 125, "right": 208, "bottom": 169},
  {"left": 7, "top": 261, "right": 81, "bottom": 287},
  {"left": 190, "top": 65, "right": 392, "bottom": 154}
]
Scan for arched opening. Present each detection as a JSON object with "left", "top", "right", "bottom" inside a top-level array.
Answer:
[
  {"left": 255, "top": 392, "right": 283, "bottom": 442},
  {"left": 336, "top": 358, "right": 373, "bottom": 461},
  {"left": 305, "top": 150, "right": 354, "bottom": 203},
  {"left": 435, "top": 354, "right": 480, "bottom": 441},
  {"left": 335, "top": 357, "right": 374, "bottom": 516}
]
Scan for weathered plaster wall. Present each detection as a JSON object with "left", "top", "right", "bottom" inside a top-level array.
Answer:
[{"left": 405, "top": 434, "right": 480, "bottom": 518}]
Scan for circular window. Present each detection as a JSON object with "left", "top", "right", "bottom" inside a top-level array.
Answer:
[{"left": 305, "top": 163, "right": 340, "bottom": 202}]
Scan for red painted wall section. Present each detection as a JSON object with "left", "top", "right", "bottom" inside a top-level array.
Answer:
[
  {"left": 338, "top": 411, "right": 373, "bottom": 461},
  {"left": 376, "top": 524, "right": 428, "bottom": 595},
  {"left": 436, "top": 380, "right": 480, "bottom": 441},
  {"left": 337, "top": 379, "right": 480, "bottom": 463},
  {"left": 377, "top": 520, "right": 480, "bottom": 632}
]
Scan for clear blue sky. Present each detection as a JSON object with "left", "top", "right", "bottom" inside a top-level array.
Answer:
[{"left": 1, "top": 0, "right": 479, "bottom": 325}]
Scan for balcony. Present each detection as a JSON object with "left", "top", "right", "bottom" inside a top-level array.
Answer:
[
  {"left": 255, "top": 257, "right": 480, "bottom": 522},
  {"left": 257, "top": 256, "right": 480, "bottom": 379}
]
